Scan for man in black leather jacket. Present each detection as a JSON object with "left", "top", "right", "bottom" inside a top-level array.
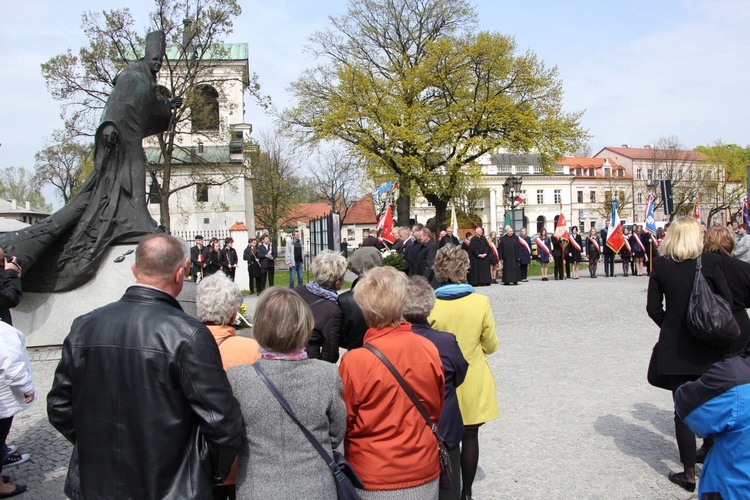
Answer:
[{"left": 47, "top": 234, "right": 242, "bottom": 499}]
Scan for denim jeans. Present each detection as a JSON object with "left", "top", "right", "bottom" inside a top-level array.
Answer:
[
  {"left": 289, "top": 262, "right": 303, "bottom": 288},
  {"left": 1, "top": 442, "right": 9, "bottom": 462}
]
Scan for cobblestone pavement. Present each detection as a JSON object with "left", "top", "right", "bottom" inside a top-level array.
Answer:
[{"left": 11, "top": 274, "right": 700, "bottom": 499}]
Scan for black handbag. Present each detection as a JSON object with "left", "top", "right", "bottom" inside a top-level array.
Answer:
[
  {"left": 252, "top": 364, "right": 362, "bottom": 500},
  {"left": 687, "top": 254, "right": 740, "bottom": 349},
  {"left": 364, "top": 344, "right": 454, "bottom": 491}
]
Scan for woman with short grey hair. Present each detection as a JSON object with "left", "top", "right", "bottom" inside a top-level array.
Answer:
[
  {"left": 294, "top": 250, "right": 347, "bottom": 363},
  {"left": 196, "top": 273, "right": 260, "bottom": 499},
  {"left": 196, "top": 273, "right": 243, "bottom": 326}
]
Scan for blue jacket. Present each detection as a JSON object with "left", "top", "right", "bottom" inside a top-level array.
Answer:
[
  {"left": 411, "top": 320, "right": 468, "bottom": 449},
  {"left": 675, "top": 350, "right": 750, "bottom": 499}
]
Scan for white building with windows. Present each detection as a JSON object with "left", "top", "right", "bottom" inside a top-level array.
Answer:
[{"left": 144, "top": 43, "right": 257, "bottom": 237}]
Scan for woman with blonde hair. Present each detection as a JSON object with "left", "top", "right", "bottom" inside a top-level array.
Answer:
[
  {"left": 647, "top": 217, "right": 733, "bottom": 492},
  {"left": 339, "top": 266, "right": 445, "bottom": 498},
  {"left": 429, "top": 244, "right": 498, "bottom": 500},
  {"left": 227, "top": 288, "right": 346, "bottom": 499}
]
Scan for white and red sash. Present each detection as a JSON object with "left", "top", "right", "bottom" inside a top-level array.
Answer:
[
  {"left": 489, "top": 240, "right": 499, "bottom": 261},
  {"left": 651, "top": 234, "right": 660, "bottom": 248},
  {"left": 567, "top": 235, "right": 582, "bottom": 252},
  {"left": 623, "top": 237, "right": 631, "bottom": 253},
  {"left": 536, "top": 237, "right": 551, "bottom": 257},
  {"left": 519, "top": 237, "right": 531, "bottom": 254},
  {"left": 634, "top": 234, "right": 647, "bottom": 253},
  {"left": 586, "top": 236, "right": 600, "bottom": 253}
]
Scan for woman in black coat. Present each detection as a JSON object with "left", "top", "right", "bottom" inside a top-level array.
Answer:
[
  {"left": 703, "top": 227, "right": 750, "bottom": 353},
  {"left": 584, "top": 228, "right": 600, "bottom": 278},
  {"left": 242, "top": 239, "right": 263, "bottom": 295},
  {"left": 646, "top": 217, "right": 734, "bottom": 492},
  {"left": 204, "top": 239, "right": 223, "bottom": 276}
]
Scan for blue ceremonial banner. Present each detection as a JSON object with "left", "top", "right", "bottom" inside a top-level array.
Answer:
[{"left": 644, "top": 194, "right": 657, "bottom": 235}]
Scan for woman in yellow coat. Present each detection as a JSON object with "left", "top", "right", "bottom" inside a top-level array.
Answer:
[{"left": 428, "top": 244, "right": 498, "bottom": 500}]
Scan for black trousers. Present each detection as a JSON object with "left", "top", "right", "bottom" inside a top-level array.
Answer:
[
  {"left": 603, "top": 253, "right": 614, "bottom": 276},
  {"left": 0, "top": 416, "right": 13, "bottom": 475},
  {"left": 669, "top": 375, "right": 705, "bottom": 466},
  {"left": 554, "top": 260, "right": 564, "bottom": 279},
  {"left": 520, "top": 263, "right": 528, "bottom": 280}
]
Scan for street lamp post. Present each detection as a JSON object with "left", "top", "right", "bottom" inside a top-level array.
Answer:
[{"left": 502, "top": 176, "right": 523, "bottom": 231}]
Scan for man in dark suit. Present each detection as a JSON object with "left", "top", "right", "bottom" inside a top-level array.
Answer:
[
  {"left": 189, "top": 235, "right": 208, "bottom": 282},
  {"left": 361, "top": 230, "right": 385, "bottom": 250},
  {"left": 439, "top": 226, "right": 460, "bottom": 248},
  {"left": 600, "top": 220, "right": 615, "bottom": 277},
  {"left": 403, "top": 224, "right": 423, "bottom": 274},
  {"left": 257, "top": 234, "right": 275, "bottom": 291},
  {"left": 411, "top": 227, "right": 438, "bottom": 283}
]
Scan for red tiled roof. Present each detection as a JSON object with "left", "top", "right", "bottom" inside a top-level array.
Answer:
[
  {"left": 558, "top": 157, "right": 632, "bottom": 179},
  {"left": 228, "top": 221, "right": 248, "bottom": 231},
  {"left": 342, "top": 197, "right": 377, "bottom": 224},
  {"left": 595, "top": 146, "right": 707, "bottom": 161},
  {"left": 268, "top": 196, "right": 378, "bottom": 227}
]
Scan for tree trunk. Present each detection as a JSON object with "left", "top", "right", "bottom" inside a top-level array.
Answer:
[
  {"left": 396, "top": 177, "right": 411, "bottom": 225},
  {"left": 159, "top": 192, "right": 171, "bottom": 232},
  {"left": 433, "top": 200, "right": 448, "bottom": 232}
]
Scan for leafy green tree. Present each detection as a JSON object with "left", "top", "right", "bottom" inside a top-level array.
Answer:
[
  {"left": 33, "top": 129, "right": 93, "bottom": 204},
  {"left": 695, "top": 141, "right": 750, "bottom": 222},
  {"left": 285, "top": 0, "right": 587, "bottom": 225},
  {"left": 0, "top": 167, "right": 52, "bottom": 212},
  {"left": 40, "top": 0, "right": 269, "bottom": 230}
]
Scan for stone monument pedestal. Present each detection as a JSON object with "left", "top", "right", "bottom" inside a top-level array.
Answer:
[{"left": 14, "top": 244, "right": 138, "bottom": 347}]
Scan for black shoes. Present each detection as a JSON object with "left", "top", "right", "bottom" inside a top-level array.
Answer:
[{"left": 668, "top": 472, "right": 696, "bottom": 492}]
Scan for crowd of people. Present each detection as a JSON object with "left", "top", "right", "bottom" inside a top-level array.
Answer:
[
  {"left": 37, "top": 233, "right": 500, "bottom": 500},
  {"left": 3, "top": 215, "right": 750, "bottom": 498}
]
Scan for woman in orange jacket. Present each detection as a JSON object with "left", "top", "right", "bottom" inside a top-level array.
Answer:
[{"left": 339, "top": 266, "right": 445, "bottom": 499}]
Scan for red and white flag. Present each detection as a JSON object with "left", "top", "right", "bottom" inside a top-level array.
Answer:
[
  {"left": 554, "top": 210, "right": 569, "bottom": 241},
  {"left": 693, "top": 201, "right": 701, "bottom": 221},
  {"left": 606, "top": 199, "right": 626, "bottom": 253},
  {"left": 376, "top": 204, "right": 396, "bottom": 244}
]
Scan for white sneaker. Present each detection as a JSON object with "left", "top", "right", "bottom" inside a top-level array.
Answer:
[
  {"left": 5, "top": 444, "right": 17, "bottom": 455},
  {"left": 3, "top": 453, "right": 29, "bottom": 467}
]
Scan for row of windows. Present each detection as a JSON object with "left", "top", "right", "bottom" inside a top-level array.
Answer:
[
  {"left": 148, "top": 183, "right": 210, "bottom": 204},
  {"left": 574, "top": 167, "right": 624, "bottom": 177},
  {"left": 635, "top": 168, "right": 720, "bottom": 181}
]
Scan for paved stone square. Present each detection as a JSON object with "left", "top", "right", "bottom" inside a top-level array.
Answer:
[{"left": 8, "top": 274, "right": 699, "bottom": 499}]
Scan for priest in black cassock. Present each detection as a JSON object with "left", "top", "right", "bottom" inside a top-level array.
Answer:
[
  {"left": 498, "top": 225, "right": 522, "bottom": 285},
  {"left": 467, "top": 227, "right": 492, "bottom": 286}
]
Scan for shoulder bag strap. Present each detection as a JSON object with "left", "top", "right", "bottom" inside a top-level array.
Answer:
[
  {"left": 252, "top": 363, "right": 338, "bottom": 472},
  {"left": 693, "top": 254, "right": 703, "bottom": 295},
  {"left": 363, "top": 344, "right": 439, "bottom": 433},
  {"left": 308, "top": 297, "right": 327, "bottom": 308}
]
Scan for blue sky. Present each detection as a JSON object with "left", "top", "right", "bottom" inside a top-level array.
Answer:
[{"left": 1, "top": 0, "right": 749, "bottom": 205}]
